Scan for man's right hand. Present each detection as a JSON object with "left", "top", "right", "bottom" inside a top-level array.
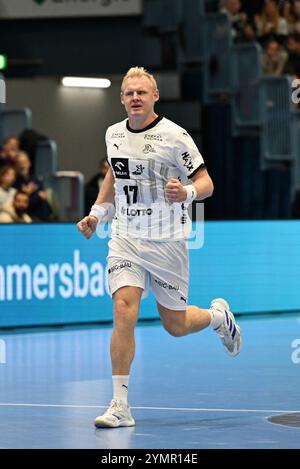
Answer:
[{"left": 77, "top": 216, "right": 98, "bottom": 239}]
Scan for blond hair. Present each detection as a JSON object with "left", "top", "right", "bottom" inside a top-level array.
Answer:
[{"left": 121, "top": 66, "right": 158, "bottom": 92}]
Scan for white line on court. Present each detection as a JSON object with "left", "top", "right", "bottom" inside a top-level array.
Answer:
[{"left": 0, "top": 403, "right": 299, "bottom": 414}]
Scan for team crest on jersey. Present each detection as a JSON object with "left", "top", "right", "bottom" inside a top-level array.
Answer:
[
  {"left": 132, "top": 164, "right": 145, "bottom": 176},
  {"left": 181, "top": 152, "right": 194, "bottom": 172},
  {"left": 129, "top": 159, "right": 149, "bottom": 179},
  {"left": 111, "top": 158, "right": 130, "bottom": 179},
  {"left": 143, "top": 144, "right": 156, "bottom": 154}
]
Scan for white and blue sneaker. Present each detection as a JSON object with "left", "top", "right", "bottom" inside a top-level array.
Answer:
[
  {"left": 210, "top": 298, "right": 242, "bottom": 356},
  {"left": 94, "top": 399, "right": 135, "bottom": 428}
]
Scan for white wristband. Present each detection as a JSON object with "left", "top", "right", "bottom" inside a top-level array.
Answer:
[
  {"left": 89, "top": 204, "right": 108, "bottom": 224},
  {"left": 184, "top": 185, "right": 197, "bottom": 204}
]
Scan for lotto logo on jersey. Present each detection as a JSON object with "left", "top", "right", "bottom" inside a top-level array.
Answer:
[{"left": 111, "top": 158, "right": 130, "bottom": 179}]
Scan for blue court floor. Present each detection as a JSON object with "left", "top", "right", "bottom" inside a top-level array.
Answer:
[{"left": 0, "top": 313, "right": 300, "bottom": 449}]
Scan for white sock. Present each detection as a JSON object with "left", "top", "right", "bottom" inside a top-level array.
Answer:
[
  {"left": 209, "top": 306, "right": 224, "bottom": 329},
  {"left": 112, "top": 375, "right": 129, "bottom": 404}
]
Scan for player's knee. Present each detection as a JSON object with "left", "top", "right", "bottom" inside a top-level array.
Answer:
[{"left": 114, "top": 299, "right": 138, "bottom": 328}]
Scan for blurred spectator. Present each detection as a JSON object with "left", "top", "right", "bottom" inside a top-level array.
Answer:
[
  {"left": 0, "top": 136, "right": 19, "bottom": 168},
  {"left": 255, "top": 0, "right": 289, "bottom": 43},
  {"left": 282, "top": 0, "right": 295, "bottom": 31},
  {"left": 220, "top": 0, "right": 255, "bottom": 42},
  {"left": 283, "top": 32, "right": 300, "bottom": 76},
  {"left": 85, "top": 158, "right": 109, "bottom": 215},
  {"left": 240, "top": 22, "right": 257, "bottom": 43},
  {"left": 0, "top": 165, "right": 16, "bottom": 209},
  {"left": 285, "top": 0, "right": 300, "bottom": 33},
  {"left": 0, "top": 191, "right": 32, "bottom": 224},
  {"left": 14, "top": 151, "right": 52, "bottom": 221},
  {"left": 261, "top": 38, "right": 288, "bottom": 74}
]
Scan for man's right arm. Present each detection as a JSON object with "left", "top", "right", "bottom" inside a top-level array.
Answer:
[
  {"left": 94, "top": 166, "right": 115, "bottom": 205},
  {"left": 77, "top": 166, "right": 115, "bottom": 239}
]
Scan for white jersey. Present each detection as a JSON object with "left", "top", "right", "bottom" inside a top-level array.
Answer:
[{"left": 106, "top": 116, "right": 205, "bottom": 240}]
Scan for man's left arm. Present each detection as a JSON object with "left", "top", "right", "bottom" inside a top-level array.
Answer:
[
  {"left": 191, "top": 167, "right": 214, "bottom": 200},
  {"left": 165, "top": 168, "right": 214, "bottom": 203}
]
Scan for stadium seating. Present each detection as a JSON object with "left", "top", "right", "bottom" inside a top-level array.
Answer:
[
  {"left": 143, "top": 0, "right": 183, "bottom": 32},
  {"left": 202, "top": 13, "right": 233, "bottom": 102},
  {"left": 260, "top": 76, "right": 296, "bottom": 164},
  {"left": 35, "top": 139, "right": 58, "bottom": 183},
  {"left": 231, "top": 43, "right": 262, "bottom": 135},
  {"left": 179, "top": 1, "right": 205, "bottom": 65},
  {"left": 0, "top": 108, "right": 32, "bottom": 146},
  {"left": 0, "top": 72, "right": 5, "bottom": 110},
  {"left": 47, "top": 171, "right": 84, "bottom": 222}
]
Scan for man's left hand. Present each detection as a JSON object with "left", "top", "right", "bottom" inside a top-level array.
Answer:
[{"left": 165, "top": 179, "right": 187, "bottom": 203}]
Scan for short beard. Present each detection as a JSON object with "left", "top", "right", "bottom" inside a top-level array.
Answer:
[{"left": 15, "top": 208, "right": 26, "bottom": 217}]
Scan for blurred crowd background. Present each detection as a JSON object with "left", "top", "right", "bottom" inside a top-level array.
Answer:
[{"left": 1, "top": 0, "right": 300, "bottom": 224}]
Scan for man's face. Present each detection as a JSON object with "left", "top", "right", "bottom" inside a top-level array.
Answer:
[
  {"left": 121, "top": 76, "right": 159, "bottom": 120},
  {"left": 287, "top": 37, "right": 298, "bottom": 53},
  {"left": 16, "top": 152, "right": 31, "bottom": 175},
  {"left": 14, "top": 194, "right": 29, "bottom": 214},
  {"left": 267, "top": 41, "right": 279, "bottom": 60},
  {"left": 226, "top": 0, "right": 240, "bottom": 15},
  {"left": 265, "top": 1, "right": 277, "bottom": 16},
  {"left": 3, "top": 138, "right": 19, "bottom": 160},
  {"left": 295, "top": 1, "right": 300, "bottom": 17},
  {"left": 0, "top": 168, "right": 16, "bottom": 187}
]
